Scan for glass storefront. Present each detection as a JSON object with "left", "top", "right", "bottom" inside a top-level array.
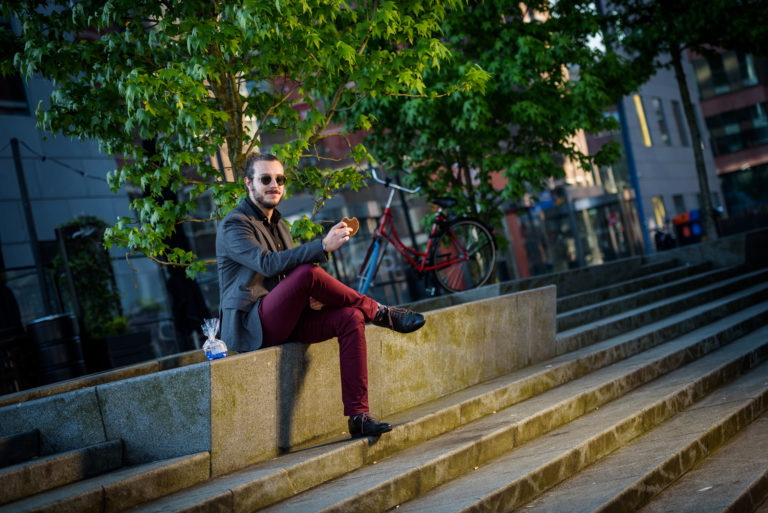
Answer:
[{"left": 516, "top": 186, "right": 643, "bottom": 276}]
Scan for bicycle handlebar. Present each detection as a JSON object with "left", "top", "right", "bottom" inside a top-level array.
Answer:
[{"left": 370, "top": 168, "right": 421, "bottom": 194}]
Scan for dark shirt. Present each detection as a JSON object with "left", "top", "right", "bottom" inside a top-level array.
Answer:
[
  {"left": 244, "top": 197, "right": 290, "bottom": 285},
  {"left": 244, "top": 197, "right": 288, "bottom": 253}
]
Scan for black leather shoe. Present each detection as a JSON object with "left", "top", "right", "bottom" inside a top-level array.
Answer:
[
  {"left": 348, "top": 413, "right": 392, "bottom": 438},
  {"left": 372, "top": 306, "right": 426, "bottom": 333}
]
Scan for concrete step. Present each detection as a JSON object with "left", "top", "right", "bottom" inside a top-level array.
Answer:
[
  {"left": 110, "top": 292, "right": 768, "bottom": 513},
  {"left": 251, "top": 307, "right": 768, "bottom": 513},
  {"left": 556, "top": 267, "right": 768, "bottom": 354},
  {"left": 639, "top": 414, "right": 768, "bottom": 513},
  {"left": 636, "top": 258, "right": 681, "bottom": 275},
  {"left": 556, "top": 261, "right": 712, "bottom": 313},
  {"left": 407, "top": 256, "right": 682, "bottom": 316},
  {"left": 556, "top": 263, "right": 738, "bottom": 330},
  {"left": 0, "top": 452, "right": 209, "bottom": 513},
  {"left": 0, "top": 439, "right": 123, "bottom": 506},
  {"left": 518, "top": 359, "right": 768, "bottom": 512},
  {"left": 115, "top": 286, "right": 768, "bottom": 513},
  {"left": 0, "top": 429, "right": 39, "bottom": 467},
  {"left": 2, "top": 254, "right": 759, "bottom": 512},
  {"left": 392, "top": 325, "right": 768, "bottom": 513}
]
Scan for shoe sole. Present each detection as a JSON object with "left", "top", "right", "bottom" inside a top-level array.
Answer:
[{"left": 350, "top": 426, "right": 393, "bottom": 438}]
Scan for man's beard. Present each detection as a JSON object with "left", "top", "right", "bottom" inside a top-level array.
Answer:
[{"left": 250, "top": 185, "right": 282, "bottom": 210}]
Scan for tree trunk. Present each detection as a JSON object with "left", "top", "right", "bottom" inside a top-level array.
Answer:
[{"left": 670, "top": 45, "right": 718, "bottom": 240}]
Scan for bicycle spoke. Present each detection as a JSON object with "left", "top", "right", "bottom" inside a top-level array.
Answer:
[{"left": 430, "top": 219, "right": 496, "bottom": 293}]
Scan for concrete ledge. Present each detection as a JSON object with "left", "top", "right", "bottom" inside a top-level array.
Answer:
[
  {"left": 0, "top": 286, "right": 556, "bottom": 478},
  {"left": 211, "top": 285, "right": 556, "bottom": 476},
  {"left": 0, "top": 351, "right": 205, "bottom": 409},
  {"left": 645, "top": 227, "right": 768, "bottom": 270}
]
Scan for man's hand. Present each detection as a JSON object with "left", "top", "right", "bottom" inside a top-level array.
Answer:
[
  {"left": 309, "top": 297, "right": 324, "bottom": 310},
  {"left": 322, "top": 221, "right": 353, "bottom": 252}
]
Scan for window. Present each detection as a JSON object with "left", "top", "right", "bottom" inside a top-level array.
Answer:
[
  {"left": 711, "top": 55, "right": 730, "bottom": 95},
  {"left": 633, "top": 94, "right": 652, "bottom": 147},
  {"left": 740, "top": 54, "right": 758, "bottom": 88},
  {"left": 0, "top": 74, "right": 28, "bottom": 115},
  {"left": 706, "top": 102, "right": 768, "bottom": 156},
  {"left": 695, "top": 110, "right": 707, "bottom": 149},
  {"left": 694, "top": 51, "right": 759, "bottom": 100},
  {"left": 652, "top": 98, "right": 671, "bottom": 146},
  {"left": 0, "top": 17, "right": 29, "bottom": 115},
  {"left": 651, "top": 195, "right": 666, "bottom": 229},
  {"left": 711, "top": 192, "right": 722, "bottom": 210},
  {"left": 671, "top": 100, "right": 689, "bottom": 147},
  {"left": 673, "top": 194, "right": 686, "bottom": 214}
]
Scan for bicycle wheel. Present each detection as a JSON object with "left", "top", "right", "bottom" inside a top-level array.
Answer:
[
  {"left": 429, "top": 218, "right": 495, "bottom": 293},
  {"left": 358, "top": 238, "right": 387, "bottom": 294}
]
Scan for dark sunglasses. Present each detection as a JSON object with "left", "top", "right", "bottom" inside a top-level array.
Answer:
[{"left": 258, "top": 174, "right": 286, "bottom": 186}]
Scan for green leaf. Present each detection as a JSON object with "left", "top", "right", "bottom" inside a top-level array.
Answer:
[{"left": 7, "top": 0, "right": 466, "bottom": 275}]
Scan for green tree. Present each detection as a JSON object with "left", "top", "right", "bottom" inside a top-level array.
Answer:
[
  {"left": 351, "top": 0, "right": 635, "bottom": 235},
  {"left": 604, "top": 0, "right": 768, "bottom": 241},
  {"left": 1, "top": 0, "right": 487, "bottom": 276}
]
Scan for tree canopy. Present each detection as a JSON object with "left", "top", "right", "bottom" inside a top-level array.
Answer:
[
  {"left": 351, "top": 0, "right": 637, "bottom": 233},
  {"left": 1, "top": 0, "right": 487, "bottom": 276}
]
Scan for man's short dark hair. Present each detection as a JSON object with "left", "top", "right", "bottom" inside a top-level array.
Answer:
[{"left": 244, "top": 153, "right": 282, "bottom": 181}]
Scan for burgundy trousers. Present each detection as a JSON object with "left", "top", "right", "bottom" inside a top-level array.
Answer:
[{"left": 258, "top": 264, "right": 379, "bottom": 416}]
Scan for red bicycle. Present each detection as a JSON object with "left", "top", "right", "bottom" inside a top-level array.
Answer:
[{"left": 358, "top": 169, "right": 496, "bottom": 294}]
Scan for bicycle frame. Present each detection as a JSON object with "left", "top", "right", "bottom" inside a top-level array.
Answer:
[{"left": 359, "top": 172, "right": 472, "bottom": 279}]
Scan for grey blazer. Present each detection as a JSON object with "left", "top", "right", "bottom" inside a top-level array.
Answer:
[{"left": 215, "top": 200, "right": 328, "bottom": 352}]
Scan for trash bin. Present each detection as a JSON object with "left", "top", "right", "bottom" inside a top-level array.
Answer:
[
  {"left": 673, "top": 209, "right": 703, "bottom": 246},
  {"left": 27, "top": 314, "right": 86, "bottom": 385}
]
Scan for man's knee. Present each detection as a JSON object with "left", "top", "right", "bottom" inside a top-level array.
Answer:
[
  {"left": 328, "top": 307, "right": 365, "bottom": 337},
  {"left": 348, "top": 307, "right": 365, "bottom": 325},
  {"left": 288, "top": 263, "right": 321, "bottom": 286},
  {"left": 335, "top": 307, "right": 366, "bottom": 333}
]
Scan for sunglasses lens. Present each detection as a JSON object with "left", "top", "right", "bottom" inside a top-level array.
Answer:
[{"left": 259, "top": 175, "right": 286, "bottom": 186}]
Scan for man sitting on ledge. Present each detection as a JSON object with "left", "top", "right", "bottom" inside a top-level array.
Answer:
[{"left": 216, "top": 153, "right": 425, "bottom": 437}]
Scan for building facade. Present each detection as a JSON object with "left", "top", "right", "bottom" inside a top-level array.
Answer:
[
  {"left": 690, "top": 50, "right": 768, "bottom": 221},
  {"left": 0, "top": 70, "right": 183, "bottom": 360}
]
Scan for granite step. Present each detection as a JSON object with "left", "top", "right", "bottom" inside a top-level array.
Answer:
[
  {"left": 0, "top": 439, "right": 123, "bottom": 506},
  {"left": 556, "top": 267, "right": 768, "bottom": 354},
  {"left": 639, "top": 413, "right": 768, "bottom": 513},
  {"left": 0, "top": 429, "right": 39, "bottom": 467},
  {"left": 519, "top": 359, "right": 768, "bottom": 512},
  {"left": 112, "top": 288, "right": 768, "bottom": 513},
  {"left": 392, "top": 324, "right": 768, "bottom": 513},
  {"left": 556, "top": 264, "right": 741, "bottom": 330},
  {"left": 636, "top": 258, "right": 681, "bottom": 275},
  {"left": 248, "top": 308, "right": 768, "bottom": 513},
  {"left": 556, "top": 261, "right": 713, "bottom": 313},
  {"left": 0, "top": 452, "right": 209, "bottom": 513}
]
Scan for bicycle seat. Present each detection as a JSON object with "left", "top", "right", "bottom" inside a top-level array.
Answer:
[{"left": 430, "top": 197, "right": 457, "bottom": 209}]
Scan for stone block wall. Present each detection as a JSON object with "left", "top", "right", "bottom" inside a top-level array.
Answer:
[{"left": 0, "top": 286, "right": 557, "bottom": 478}]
